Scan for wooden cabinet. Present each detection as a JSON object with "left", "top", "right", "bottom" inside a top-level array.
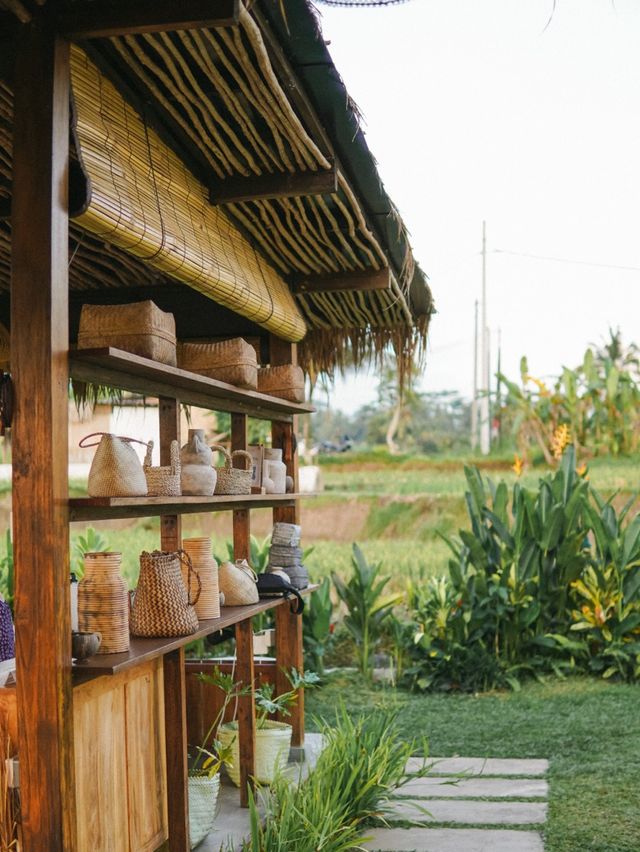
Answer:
[{"left": 74, "top": 660, "right": 167, "bottom": 852}]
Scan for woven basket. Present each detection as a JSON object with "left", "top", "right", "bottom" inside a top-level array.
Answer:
[
  {"left": 78, "top": 552, "right": 129, "bottom": 654},
  {"left": 219, "top": 721, "right": 292, "bottom": 786},
  {"left": 218, "top": 560, "right": 259, "bottom": 605},
  {"left": 144, "top": 440, "right": 181, "bottom": 497},
  {"left": 131, "top": 550, "right": 201, "bottom": 638},
  {"left": 178, "top": 338, "right": 258, "bottom": 389},
  {"left": 258, "top": 365, "right": 305, "bottom": 403},
  {"left": 188, "top": 773, "right": 220, "bottom": 849},
  {"left": 183, "top": 537, "right": 221, "bottom": 620},
  {"left": 81, "top": 432, "right": 150, "bottom": 498},
  {"left": 78, "top": 300, "right": 177, "bottom": 366},
  {"left": 212, "top": 445, "right": 252, "bottom": 495}
]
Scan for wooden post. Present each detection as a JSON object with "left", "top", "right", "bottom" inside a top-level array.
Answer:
[
  {"left": 159, "top": 397, "right": 189, "bottom": 850},
  {"left": 269, "top": 337, "right": 304, "bottom": 746},
  {"left": 230, "top": 411, "right": 256, "bottom": 804},
  {"left": 235, "top": 619, "right": 256, "bottom": 807},
  {"left": 11, "top": 21, "right": 77, "bottom": 850}
]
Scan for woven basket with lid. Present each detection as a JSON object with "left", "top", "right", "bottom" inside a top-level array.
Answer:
[
  {"left": 212, "top": 445, "right": 252, "bottom": 495},
  {"left": 178, "top": 338, "right": 258, "bottom": 389},
  {"left": 257, "top": 365, "right": 305, "bottom": 402},
  {"left": 78, "top": 300, "right": 177, "bottom": 366}
]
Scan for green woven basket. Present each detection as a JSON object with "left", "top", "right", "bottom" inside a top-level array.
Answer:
[{"left": 188, "top": 772, "right": 220, "bottom": 849}]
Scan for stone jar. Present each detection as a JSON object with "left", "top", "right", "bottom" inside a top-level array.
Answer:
[{"left": 180, "top": 429, "right": 217, "bottom": 496}]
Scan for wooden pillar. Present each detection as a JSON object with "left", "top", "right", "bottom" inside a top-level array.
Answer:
[
  {"left": 159, "top": 397, "right": 189, "bottom": 851},
  {"left": 235, "top": 619, "right": 256, "bottom": 807},
  {"left": 269, "top": 336, "right": 304, "bottom": 745},
  {"left": 230, "top": 411, "right": 255, "bottom": 803},
  {"left": 11, "top": 22, "right": 77, "bottom": 850}
]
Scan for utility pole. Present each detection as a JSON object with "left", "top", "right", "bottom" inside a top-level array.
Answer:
[
  {"left": 496, "top": 327, "right": 502, "bottom": 448},
  {"left": 479, "top": 221, "right": 491, "bottom": 455},
  {"left": 471, "top": 299, "right": 478, "bottom": 450}
]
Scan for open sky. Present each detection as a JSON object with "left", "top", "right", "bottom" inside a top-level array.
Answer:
[{"left": 316, "top": 0, "right": 640, "bottom": 412}]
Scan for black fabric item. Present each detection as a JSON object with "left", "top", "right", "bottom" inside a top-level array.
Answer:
[{"left": 256, "top": 573, "right": 304, "bottom": 615}]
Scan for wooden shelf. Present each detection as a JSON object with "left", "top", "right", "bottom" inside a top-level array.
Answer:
[
  {"left": 69, "top": 492, "right": 304, "bottom": 521},
  {"left": 69, "top": 347, "right": 315, "bottom": 421},
  {"left": 72, "top": 589, "right": 317, "bottom": 680}
]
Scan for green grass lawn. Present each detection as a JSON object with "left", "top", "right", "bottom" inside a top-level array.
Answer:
[{"left": 307, "top": 673, "right": 640, "bottom": 852}]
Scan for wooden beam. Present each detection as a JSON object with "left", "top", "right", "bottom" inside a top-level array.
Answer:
[
  {"left": 231, "top": 412, "right": 251, "bottom": 561},
  {"left": 235, "top": 620, "right": 256, "bottom": 807},
  {"left": 210, "top": 165, "right": 337, "bottom": 205},
  {"left": 11, "top": 22, "right": 77, "bottom": 851},
  {"left": 58, "top": 0, "right": 239, "bottom": 39},
  {"left": 293, "top": 267, "right": 391, "bottom": 295}
]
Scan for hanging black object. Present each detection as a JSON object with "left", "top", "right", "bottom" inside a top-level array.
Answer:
[{"left": 0, "top": 374, "right": 13, "bottom": 436}]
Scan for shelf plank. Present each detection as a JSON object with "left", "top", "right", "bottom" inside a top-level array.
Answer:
[
  {"left": 69, "top": 348, "right": 314, "bottom": 421},
  {"left": 68, "top": 493, "right": 302, "bottom": 522},
  {"left": 72, "top": 591, "right": 317, "bottom": 680}
]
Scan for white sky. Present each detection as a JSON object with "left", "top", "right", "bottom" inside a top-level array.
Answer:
[{"left": 315, "top": 0, "right": 640, "bottom": 413}]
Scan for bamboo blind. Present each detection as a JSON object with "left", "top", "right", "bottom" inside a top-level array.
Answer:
[{"left": 70, "top": 45, "right": 307, "bottom": 342}]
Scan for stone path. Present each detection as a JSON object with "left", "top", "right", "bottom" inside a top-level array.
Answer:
[{"left": 364, "top": 757, "right": 549, "bottom": 852}]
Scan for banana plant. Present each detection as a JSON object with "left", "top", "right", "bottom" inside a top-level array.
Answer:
[
  {"left": 332, "top": 544, "right": 403, "bottom": 679},
  {"left": 303, "top": 576, "right": 333, "bottom": 676}
]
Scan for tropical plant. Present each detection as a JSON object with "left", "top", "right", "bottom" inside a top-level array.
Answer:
[
  {"left": 239, "top": 704, "right": 430, "bottom": 852},
  {"left": 405, "top": 447, "right": 640, "bottom": 691},
  {"left": 332, "top": 544, "right": 403, "bottom": 679},
  {"left": 253, "top": 669, "right": 320, "bottom": 726},
  {"left": 0, "top": 531, "right": 13, "bottom": 613},
  {"left": 71, "top": 527, "right": 110, "bottom": 579},
  {"left": 191, "top": 668, "right": 250, "bottom": 778},
  {"left": 303, "top": 576, "right": 333, "bottom": 675}
]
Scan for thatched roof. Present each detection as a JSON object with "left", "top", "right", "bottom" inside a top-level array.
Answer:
[{"left": 0, "top": 0, "right": 433, "bottom": 376}]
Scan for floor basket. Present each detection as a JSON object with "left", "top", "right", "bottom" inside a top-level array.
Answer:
[
  {"left": 188, "top": 772, "right": 220, "bottom": 849},
  {"left": 218, "top": 721, "right": 292, "bottom": 785}
]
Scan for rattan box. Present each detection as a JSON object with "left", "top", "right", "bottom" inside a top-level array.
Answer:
[
  {"left": 78, "top": 300, "right": 177, "bottom": 366},
  {"left": 178, "top": 338, "right": 258, "bottom": 389},
  {"left": 258, "top": 365, "right": 305, "bottom": 402}
]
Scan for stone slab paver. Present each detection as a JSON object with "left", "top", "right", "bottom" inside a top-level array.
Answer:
[
  {"left": 363, "top": 827, "right": 544, "bottom": 851},
  {"left": 397, "top": 776, "right": 548, "bottom": 799},
  {"left": 387, "top": 798, "right": 547, "bottom": 825},
  {"left": 407, "top": 757, "right": 549, "bottom": 777}
]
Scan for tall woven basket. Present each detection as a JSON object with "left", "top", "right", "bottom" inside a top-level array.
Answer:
[
  {"left": 212, "top": 445, "right": 252, "bottom": 495},
  {"left": 78, "top": 552, "right": 130, "bottom": 654},
  {"left": 182, "top": 537, "right": 221, "bottom": 620},
  {"left": 188, "top": 773, "right": 220, "bottom": 849},
  {"left": 144, "top": 440, "right": 181, "bottom": 497}
]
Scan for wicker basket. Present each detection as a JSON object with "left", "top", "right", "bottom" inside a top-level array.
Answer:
[
  {"left": 188, "top": 773, "right": 220, "bottom": 849},
  {"left": 130, "top": 550, "right": 201, "bottom": 638},
  {"left": 218, "top": 721, "right": 292, "bottom": 786},
  {"left": 212, "top": 445, "right": 252, "bottom": 495},
  {"left": 144, "top": 440, "right": 181, "bottom": 497},
  {"left": 258, "top": 365, "right": 305, "bottom": 402},
  {"left": 78, "top": 300, "right": 177, "bottom": 366},
  {"left": 78, "top": 552, "right": 129, "bottom": 654},
  {"left": 178, "top": 338, "right": 258, "bottom": 389}
]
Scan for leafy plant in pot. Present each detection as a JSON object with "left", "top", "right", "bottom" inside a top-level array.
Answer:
[
  {"left": 218, "top": 668, "right": 319, "bottom": 786},
  {"left": 189, "top": 669, "right": 250, "bottom": 849}
]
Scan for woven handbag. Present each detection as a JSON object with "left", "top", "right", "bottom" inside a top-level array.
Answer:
[
  {"left": 131, "top": 550, "right": 201, "bottom": 637},
  {"left": 212, "top": 445, "right": 252, "bottom": 495},
  {"left": 144, "top": 439, "right": 181, "bottom": 497},
  {"left": 218, "top": 560, "right": 259, "bottom": 605},
  {"left": 80, "top": 432, "right": 150, "bottom": 497}
]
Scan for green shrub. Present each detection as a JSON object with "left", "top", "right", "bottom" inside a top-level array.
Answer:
[{"left": 405, "top": 447, "right": 640, "bottom": 691}]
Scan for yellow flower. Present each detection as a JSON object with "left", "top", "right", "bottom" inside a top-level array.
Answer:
[
  {"left": 576, "top": 462, "right": 588, "bottom": 478},
  {"left": 512, "top": 455, "right": 524, "bottom": 477},
  {"left": 550, "top": 424, "right": 571, "bottom": 460}
]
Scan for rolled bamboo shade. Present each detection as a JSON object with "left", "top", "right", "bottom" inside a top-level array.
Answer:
[{"left": 70, "top": 46, "right": 307, "bottom": 342}]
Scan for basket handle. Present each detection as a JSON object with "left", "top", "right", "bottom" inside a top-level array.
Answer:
[
  {"left": 231, "top": 449, "right": 252, "bottom": 471},
  {"left": 170, "top": 440, "right": 180, "bottom": 473},
  {"left": 210, "top": 443, "right": 232, "bottom": 470},
  {"left": 143, "top": 440, "right": 154, "bottom": 469},
  {"left": 177, "top": 549, "right": 201, "bottom": 607},
  {"left": 79, "top": 432, "right": 152, "bottom": 450}
]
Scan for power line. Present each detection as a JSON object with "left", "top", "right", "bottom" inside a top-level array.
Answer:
[{"left": 493, "top": 248, "right": 640, "bottom": 273}]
